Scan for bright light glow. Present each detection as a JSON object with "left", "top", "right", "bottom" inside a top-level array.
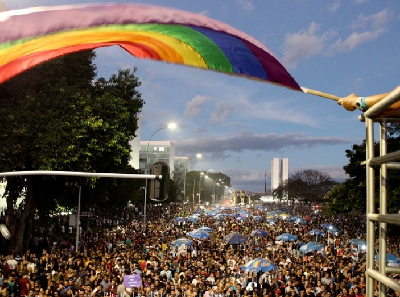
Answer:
[
  {"left": 167, "top": 122, "right": 177, "bottom": 129},
  {"left": 196, "top": 153, "right": 202, "bottom": 158}
]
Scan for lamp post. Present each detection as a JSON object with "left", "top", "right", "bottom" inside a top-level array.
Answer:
[
  {"left": 198, "top": 172, "right": 204, "bottom": 205},
  {"left": 66, "top": 182, "right": 81, "bottom": 253},
  {"left": 216, "top": 182, "right": 220, "bottom": 205},
  {"left": 192, "top": 177, "right": 196, "bottom": 210},
  {"left": 143, "top": 122, "right": 176, "bottom": 232},
  {"left": 204, "top": 175, "right": 215, "bottom": 205},
  {"left": 183, "top": 154, "right": 201, "bottom": 207}
]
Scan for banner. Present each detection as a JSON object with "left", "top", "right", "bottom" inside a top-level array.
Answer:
[{"left": 124, "top": 274, "right": 142, "bottom": 288}]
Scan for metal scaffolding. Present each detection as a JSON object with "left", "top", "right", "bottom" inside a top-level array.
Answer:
[{"left": 361, "top": 87, "right": 400, "bottom": 296}]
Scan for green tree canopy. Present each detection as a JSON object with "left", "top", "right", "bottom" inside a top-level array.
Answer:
[
  {"left": 0, "top": 51, "right": 144, "bottom": 251},
  {"left": 273, "top": 169, "right": 336, "bottom": 207},
  {"left": 325, "top": 123, "right": 400, "bottom": 213}
]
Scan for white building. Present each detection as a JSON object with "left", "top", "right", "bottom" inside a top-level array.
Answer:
[
  {"left": 128, "top": 117, "right": 141, "bottom": 170},
  {"left": 270, "top": 157, "right": 289, "bottom": 191},
  {"left": 281, "top": 158, "right": 289, "bottom": 183},
  {"left": 139, "top": 141, "right": 176, "bottom": 174},
  {"left": 271, "top": 157, "right": 280, "bottom": 190}
]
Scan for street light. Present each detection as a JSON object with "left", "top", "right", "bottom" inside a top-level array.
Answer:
[
  {"left": 216, "top": 183, "right": 220, "bottom": 205},
  {"left": 65, "top": 182, "right": 81, "bottom": 253},
  {"left": 143, "top": 122, "right": 176, "bottom": 232},
  {"left": 192, "top": 171, "right": 203, "bottom": 209},
  {"left": 183, "top": 154, "right": 202, "bottom": 207},
  {"left": 198, "top": 172, "right": 205, "bottom": 205}
]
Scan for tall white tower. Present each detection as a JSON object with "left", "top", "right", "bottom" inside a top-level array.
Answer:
[
  {"left": 281, "top": 158, "right": 289, "bottom": 183},
  {"left": 271, "top": 157, "right": 280, "bottom": 190},
  {"left": 270, "top": 157, "right": 289, "bottom": 191},
  {"left": 129, "top": 116, "right": 141, "bottom": 169}
]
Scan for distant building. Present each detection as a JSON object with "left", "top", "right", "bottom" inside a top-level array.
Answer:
[
  {"left": 271, "top": 157, "right": 280, "bottom": 190},
  {"left": 281, "top": 158, "right": 289, "bottom": 184},
  {"left": 270, "top": 157, "right": 289, "bottom": 191},
  {"left": 139, "top": 141, "right": 176, "bottom": 174},
  {"left": 128, "top": 117, "right": 141, "bottom": 170}
]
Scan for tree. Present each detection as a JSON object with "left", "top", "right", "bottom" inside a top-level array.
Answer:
[
  {"left": 273, "top": 169, "right": 336, "bottom": 208},
  {"left": 0, "top": 51, "right": 144, "bottom": 252},
  {"left": 328, "top": 125, "right": 400, "bottom": 213},
  {"left": 272, "top": 180, "right": 289, "bottom": 203},
  {"left": 172, "top": 168, "right": 185, "bottom": 202},
  {"left": 184, "top": 171, "right": 231, "bottom": 205},
  {"left": 201, "top": 172, "right": 231, "bottom": 204},
  {"left": 324, "top": 179, "right": 364, "bottom": 213}
]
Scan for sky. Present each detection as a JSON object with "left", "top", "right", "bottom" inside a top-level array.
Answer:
[{"left": 2, "top": 0, "right": 400, "bottom": 193}]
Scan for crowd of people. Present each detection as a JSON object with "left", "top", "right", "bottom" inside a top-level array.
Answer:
[{"left": 0, "top": 203, "right": 399, "bottom": 297}]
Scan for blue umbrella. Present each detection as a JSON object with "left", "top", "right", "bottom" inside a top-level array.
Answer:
[
  {"left": 188, "top": 230, "right": 210, "bottom": 240},
  {"left": 294, "top": 218, "right": 307, "bottom": 224},
  {"left": 321, "top": 223, "right": 336, "bottom": 229},
  {"left": 309, "top": 229, "right": 325, "bottom": 236},
  {"left": 253, "top": 216, "right": 263, "bottom": 221},
  {"left": 223, "top": 232, "right": 248, "bottom": 244},
  {"left": 349, "top": 238, "right": 366, "bottom": 246},
  {"left": 299, "top": 242, "right": 324, "bottom": 253},
  {"left": 375, "top": 253, "right": 400, "bottom": 264},
  {"left": 276, "top": 233, "right": 298, "bottom": 241},
  {"left": 327, "top": 227, "right": 340, "bottom": 233},
  {"left": 237, "top": 216, "right": 247, "bottom": 221},
  {"left": 174, "top": 217, "right": 185, "bottom": 221},
  {"left": 198, "top": 226, "right": 213, "bottom": 232},
  {"left": 215, "top": 214, "right": 225, "bottom": 221},
  {"left": 171, "top": 238, "right": 193, "bottom": 246},
  {"left": 251, "top": 229, "right": 269, "bottom": 237},
  {"left": 241, "top": 258, "right": 277, "bottom": 272}
]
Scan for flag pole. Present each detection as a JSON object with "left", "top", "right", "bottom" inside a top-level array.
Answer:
[{"left": 301, "top": 87, "right": 341, "bottom": 101}]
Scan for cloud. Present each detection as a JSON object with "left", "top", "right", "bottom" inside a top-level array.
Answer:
[
  {"left": 281, "top": 22, "right": 330, "bottom": 68},
  {"left": 281, "top": 9, "right": 390, "bottom": 67},
  {"left": 236, "top": 0, "right": 254, "bottom": 12},
  {"left": 354, "top": 0, "right": 367, "bottom": 3},
  {"left": 327, "top": 9, "right": 389, "bottom": 55},
  {"left": 327, "top": 1, "right": 340, "bottom": 12},
  {"left": 328, "top": 29, "right": 384, "bottom": 54},
  {"left": 236, "top": 96, "right": 318, "bottom": 126},
  {"left": 175, "top": 132, "right": 351, "bottom": 156},
  {"left": 211, "top": 101, "right": 234, "bottom": 124},
  {"left": 350, "top": 9, "right": 392, "bottom": 30},
  {"left": 183, "top": 95, "right": 212, "bottom": 119}
]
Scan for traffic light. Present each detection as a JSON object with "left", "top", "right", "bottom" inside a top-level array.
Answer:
[{"left": 149, "top": 162, "right": 170, "bottom": 201}]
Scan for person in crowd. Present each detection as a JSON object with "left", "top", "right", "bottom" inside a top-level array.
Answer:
[{"left": 0, "top": 203, "right": 393, "bottom": 297}]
